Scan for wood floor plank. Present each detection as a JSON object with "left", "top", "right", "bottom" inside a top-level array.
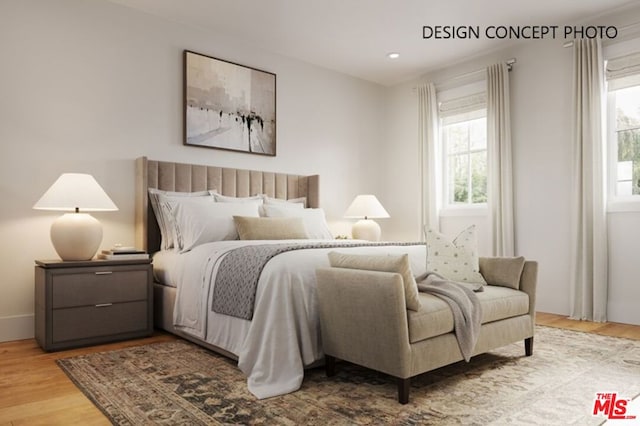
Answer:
[
  {"left": 0, "top": 394, "right": 106, "bottom": 425},
  {"left": 536, "top": 312, "right": 640, "bottom": 340},
  {"left": 0, "top": 316, "right": 638, "bottom": 424},
  {"left": 0, "top": 332, "right": 177, "bottom": 424}
]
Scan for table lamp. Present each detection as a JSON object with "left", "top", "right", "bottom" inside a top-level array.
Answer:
[
  {"left": 33, "top": 173, "right": 118, "bottom": 261},
  {"left": 344, "top": 194, "right": 390, "bottom": 241}
]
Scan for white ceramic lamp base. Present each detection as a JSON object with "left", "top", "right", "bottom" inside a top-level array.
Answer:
[
  {"left": 50, "top": 213, "right": 103, "bottom": 260},
  {"left": 351, "top": 219, "right": 382, "bottom": 241}
]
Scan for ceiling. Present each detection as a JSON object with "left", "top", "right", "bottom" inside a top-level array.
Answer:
[{"left": 109, "top": 0, "right": 635, "bottom": 86}]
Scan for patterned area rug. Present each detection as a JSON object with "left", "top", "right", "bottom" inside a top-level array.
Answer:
[{"left": 57, "top": 326, "right": 640, "bottom": 425}]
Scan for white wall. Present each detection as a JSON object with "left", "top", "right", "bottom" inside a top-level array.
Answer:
[
  {"left": 382, "top": 8, "right": 640, "bottom": 324},
  {"left": 0, "top": 0, "right": 386, "bottom": 341}
]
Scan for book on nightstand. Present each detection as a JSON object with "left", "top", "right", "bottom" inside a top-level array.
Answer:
[{"left": 98, "top": 247, "right": 149, "bottom": 260}]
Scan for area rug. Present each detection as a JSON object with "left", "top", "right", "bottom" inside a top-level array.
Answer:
[{"left": 57, "top": 326, "right": 640, "bottom": 425}]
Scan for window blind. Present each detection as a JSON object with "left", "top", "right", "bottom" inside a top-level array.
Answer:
[
  {"left": 439, "top": 92, "right": 486, "bottom": 125},
  {"left": 606, "top": 51, "right": 640, "bottom": 91}
]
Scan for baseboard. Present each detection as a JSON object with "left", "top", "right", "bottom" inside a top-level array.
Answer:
[{"left": 0, "top": 314, "right": 34, "bottom": 342}]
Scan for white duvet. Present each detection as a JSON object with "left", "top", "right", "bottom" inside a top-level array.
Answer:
[{"left": 171, "top": 240, "right": 427, "bottom": 399}]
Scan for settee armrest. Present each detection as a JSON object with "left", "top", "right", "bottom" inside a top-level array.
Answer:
[
  {"left": 520, "top": 261, "right": 538, "bottom": 319},
  {"left": 316, "top": 267, "right": 412, "bottom": 377}
]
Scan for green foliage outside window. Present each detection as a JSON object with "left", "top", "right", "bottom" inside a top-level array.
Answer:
[
  {"left": 616, "top": 107, "right": 640, "bottom": 196},
  {"left": 444, "top": 117, "right": 487, "bottom": 205},
  {"left": 613, "top": 85, "right": 640, "bottom": 196}
]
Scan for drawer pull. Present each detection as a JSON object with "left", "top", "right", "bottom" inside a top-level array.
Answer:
[
  {"left": 95, "top": 271, "right": 113, "bottom": 275},
  {"left": 95, "top": 303, "right": 113, "bottom": 308}
]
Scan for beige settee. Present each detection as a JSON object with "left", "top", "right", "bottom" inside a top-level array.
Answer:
[{"left": 316, "top": 257, "right": 538, "bottom": 404}]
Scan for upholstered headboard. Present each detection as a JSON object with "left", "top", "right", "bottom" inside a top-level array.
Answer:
[{"left": 134, "top": 157, "right": 320, "bottom": 253}]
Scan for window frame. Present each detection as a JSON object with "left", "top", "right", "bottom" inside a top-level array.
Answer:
[
  {"left": 604, "top": 41, "right": 640, "bottom": 213},
  {"left": 606, "top": 84, "right": 640, "bottom": 212}
]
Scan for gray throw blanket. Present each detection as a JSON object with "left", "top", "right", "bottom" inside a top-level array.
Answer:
[
  {"left": 212, "top": 241, "right": 424, "bottom": 320},
  {"left": 416, "top": 272, "right": 483, "bottom": 362}
]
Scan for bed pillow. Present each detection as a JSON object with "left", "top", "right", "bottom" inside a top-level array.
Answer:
[
  {"left": 479, "top": 256, "right": 525, "bottom": 289},
  {"left": 233, "top": 216, "right": 309, "bottom": 240},
  {"left": 210, "top": 191, "right": 263, "bottom": 205},
  {"left": 261, "top": 205, "right": 333, "bottom": 239},
  {"left": 327, "top": 252, "right": 421, "bottom": 311},
  {"left": 262, "top": 195, "right": 307, "bottom": 208},
  {"left": 426, "top": 225, "right": 486, "bottom": 284},
  {"left": 148, "top": 189, "right": 213, "bottom": 250},
  {"left": 170, "top": 201, "right": 260, "bottom": 252}
]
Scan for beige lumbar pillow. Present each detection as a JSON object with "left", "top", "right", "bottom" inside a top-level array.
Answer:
[
  {"left": 233, "top": 216, "right": 309, "bottom": 240},
  {"left": 479, "top": 256, "right": 525, "bottom": 289},
  {"left": 426, "top": 225, "right": 486, "bottom": 284},
  {"left": 327, "top": 252, "right": 421, "bottom": 311}
]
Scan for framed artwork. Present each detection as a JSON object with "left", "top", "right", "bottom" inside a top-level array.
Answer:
[{"left": 184, "top": 50, "right": 276, "bottom": 156}]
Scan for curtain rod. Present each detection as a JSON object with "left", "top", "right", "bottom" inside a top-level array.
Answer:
[
  {"left": 413, "top": 58, "right": 516, "bottom": 91},
  {"left": 563, "top": 21, "right": 640, "bottom": 48}
]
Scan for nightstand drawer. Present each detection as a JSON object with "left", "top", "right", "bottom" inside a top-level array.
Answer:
[
  {"left": 52, "top": 270, "right": 148, "bottom": 308},
  {"left": 52, "top": 301, "right": 149, "bottom": 342}
]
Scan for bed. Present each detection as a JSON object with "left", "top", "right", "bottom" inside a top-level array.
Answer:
[{"left": 134, "top": 157, "right": 427, "bottom": 398}]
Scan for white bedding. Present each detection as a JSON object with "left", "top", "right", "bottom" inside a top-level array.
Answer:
[
  {"left": 169, "top": 240, "right": 427, "bottom": 399},
  {"left": 151, "top": 250, "right": 182, "bottom": 287}
]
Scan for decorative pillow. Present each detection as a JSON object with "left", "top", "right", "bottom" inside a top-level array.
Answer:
[
  {"left": 210, "top": 191, "right": 263, "bottom": 205},
  {"left": 148, "top": 188, "right": 212, "bottom": 250},
  {"left": 426, "top": 226, "right": 486, "bottom": 284},
  {"left": 327, "top": 252, "right": 421, "bottom": 311},
  {"left": 261, "top": 205, "right": 333, "bottom": 239},
  {"left": 479, "top": 256, "right": 525, "bottom": 289},
  {"left": 170, "top": 201, "right": 260, "bottom": 252},
  {"left": 263, "top": 195, "right": 307, "bottom": 208},
  {"left": 233, "top": 216, "right": 309, "bottom": 240}
]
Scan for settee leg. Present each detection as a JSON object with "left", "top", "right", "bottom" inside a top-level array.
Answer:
[
  {"left": 325, "top": 355, "right": 336, "bottom": 377},
  {"left": 397, "top": 378, "right": 410, "bottom": 404},
  {"left": 525, "top": 337, "right": 533, "bottom": 356}
]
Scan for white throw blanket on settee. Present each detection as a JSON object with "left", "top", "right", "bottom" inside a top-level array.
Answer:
[{"left": 416, "top": 272, "right": 483, "bottom": 361}]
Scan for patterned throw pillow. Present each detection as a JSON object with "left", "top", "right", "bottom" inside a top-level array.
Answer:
[{"left": 426, "top": 225, "right": 486, "bottom": 284}]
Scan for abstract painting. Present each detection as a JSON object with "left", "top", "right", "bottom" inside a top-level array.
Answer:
[{"left": 184, "top": 50, "right": 276, "bottom": 156}]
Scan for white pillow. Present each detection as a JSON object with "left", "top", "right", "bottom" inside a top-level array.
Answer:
[
  {"left": 261, "top": 204, "right": 333, "bottom": 239},
  {"left": 170, "top": 201, "right": 260, "bottom": 252},
  {"left": 148, "top": 189, "right": 212, "bottom": 250},
  {"left": 262, "top": 195, "right": 307, "bottom": 208},
  {"left": 259, "top": 198, "right": 304, "bottom": 216},
  {"left": 426, "top": 225, "right": 486, "bottom": 284},
  {"left": 210, "top": 191, "right": 263, "bottom": 205},
  {"left": 327, "top": 252, "right": 421, "bottom": 311}
]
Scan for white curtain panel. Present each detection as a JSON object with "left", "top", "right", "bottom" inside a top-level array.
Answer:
[
  {"left": 486, "top": 63, "right": 515, "bottom": 256},
  {"left": 570, "top": 39, "right": 608, "bottom": 322},
  {"left": 417, "top": 83, "right": 440, "bottom": 234}
]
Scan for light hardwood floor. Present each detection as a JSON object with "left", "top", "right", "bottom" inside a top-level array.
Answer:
[{"left": 1, "top": 314, "right": 639, "bottom": 425}]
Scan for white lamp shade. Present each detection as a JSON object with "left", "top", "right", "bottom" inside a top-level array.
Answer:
[
  {"left": 34, "top": 173, "right": 117, "bottom": 260},
  {"left": 33, "top": 173, "right": 118, "bottom": 212},
  {"left": 344, "top": 195, "right": 389, "bottom": 219}
]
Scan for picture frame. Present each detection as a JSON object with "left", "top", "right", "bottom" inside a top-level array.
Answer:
[{"left": 183, "top": 50, "right": 276, "bottom": 156}]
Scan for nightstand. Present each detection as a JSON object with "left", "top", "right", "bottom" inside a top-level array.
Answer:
[{"left": 34, "top": 258, "right": 153, "bottom": 351}]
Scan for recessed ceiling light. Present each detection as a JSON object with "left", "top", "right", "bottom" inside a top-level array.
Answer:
[{"left": 387, "top": 52, "right": 400, "bottom": 59}]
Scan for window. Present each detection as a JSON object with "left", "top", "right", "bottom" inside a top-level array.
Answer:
[
  {"left": 608, "top": 85, "right": 640, "bottom": 197},
  {"left": 606, "top": 51, "right": 640, "bottom": 202},
  {"left": 441, "top": 112, "right": 487, "bottom": 206}
]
